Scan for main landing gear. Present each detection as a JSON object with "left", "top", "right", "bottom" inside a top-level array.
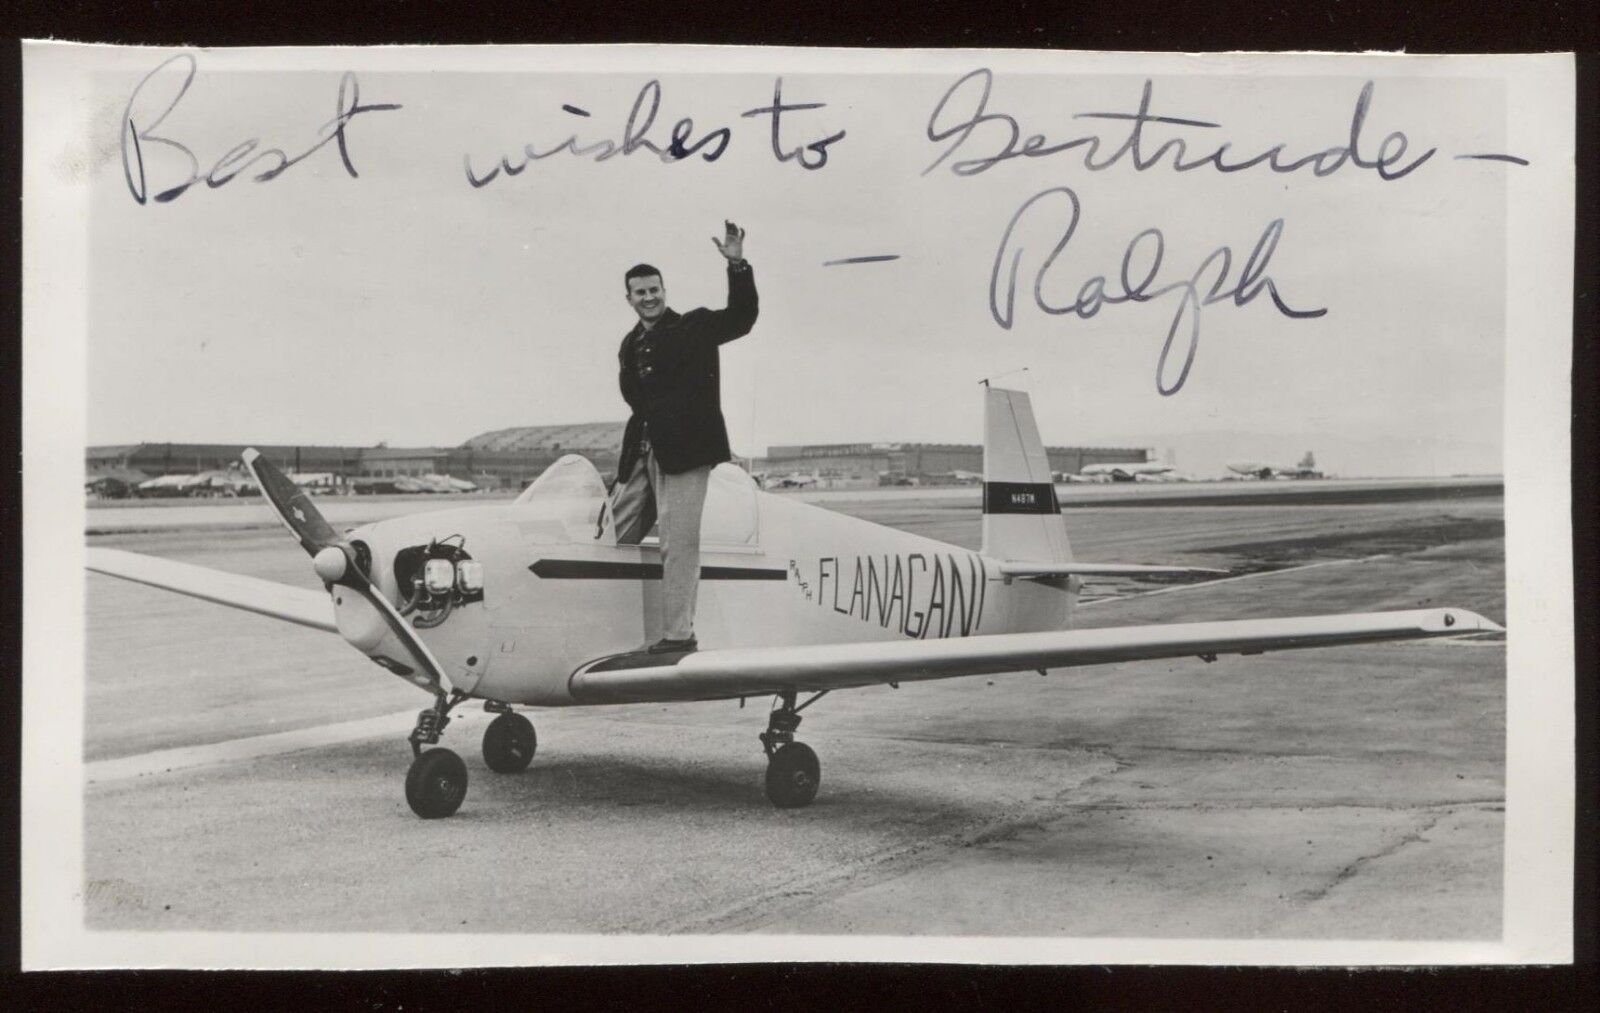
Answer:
[
  {"left": 482, "top": 709, "right": 537, "bottom": 773},
  {"left": 402, "top": 694, "right": 538, "bottom": 818},
  {"left": 760, "top": 690, "right": 828, "bottom": 809}
]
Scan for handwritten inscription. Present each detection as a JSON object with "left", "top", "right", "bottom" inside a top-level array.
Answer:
[
  {"left": 465, "top": 77, "right": 845, "bottom": 187},
  {"left": 116, "top": 54, "right": 1525, "bottom": 398},
  {"left": 121, "top": 54, "right": 400, "bottom": 204},
  {"left": 117, "top": 56, "right": 1524, "bottom": 204},
  {"left": 990, "top": 185, "right": 1327, "bottom": 396},
  {"left": 464, "top": 80, "right": 733, "bottom": 187},
  {"left": 816, "top": 553, "right": 988, "bottom": 640},
  {"left": 788, "top": 559, "right": 814, "bottom": 602},
  {"left": 739, "top": 78, "right": 847, "bottom": 170},
  {"left": 927, "top": 71, "right": 1436, "bottom": 181}
]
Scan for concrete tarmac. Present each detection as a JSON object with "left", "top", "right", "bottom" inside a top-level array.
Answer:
[{"left": 83, "top": 482, "right": 1504, "bottom": 938}]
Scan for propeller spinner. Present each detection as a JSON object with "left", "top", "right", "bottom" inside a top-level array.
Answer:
[{"left": 241, "top": 448, "right": 453, "bottom": 693}]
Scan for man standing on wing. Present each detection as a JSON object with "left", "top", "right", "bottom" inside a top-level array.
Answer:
[{"left": 611, "top": 220, "right": 759, "bottom": 654}]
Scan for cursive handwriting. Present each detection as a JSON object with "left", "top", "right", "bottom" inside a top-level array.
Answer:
[
  {"left": 927, "top": 70, "right": 1434, "bottom": 181},
  {"left": 466, "top": 77, "right": 846, "bottom": 187},
  {"left": 739, "top": 78, "right": 846, "bottom": 170},
  {"left": 990, "top": 186, "right": 1327, "bottom": 396},
  {"left": 464, "top": 80, "right": 733, "bottom": 187},
  {"left": 121, "top": 54, "right": 401, "bottom": 204}
]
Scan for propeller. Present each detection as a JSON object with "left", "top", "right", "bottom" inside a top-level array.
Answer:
[{"left": 242, "top": 448, "right": 453, "bottom": 693}]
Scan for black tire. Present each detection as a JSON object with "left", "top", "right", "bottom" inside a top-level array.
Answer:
[
  {"left": 764, "top": 742, "right": 821, "bottom": 809},
  {"left": 405, "top": 747, "right": 468, "bottom": 818},
  {"left": 482, "top": 712, "right": 537, "bottom": 774}
]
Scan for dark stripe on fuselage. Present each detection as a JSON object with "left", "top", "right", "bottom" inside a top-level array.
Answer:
[
  {"left": 983, "top": 481, "right": 1060, "bottom": 515},
  {"left": 529, "top": 559, "right": 788, "bottom": 581}
]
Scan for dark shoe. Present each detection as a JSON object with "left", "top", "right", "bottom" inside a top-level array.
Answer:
[{"left": 647, "top": 636, "right": 698, "bottom": 655}]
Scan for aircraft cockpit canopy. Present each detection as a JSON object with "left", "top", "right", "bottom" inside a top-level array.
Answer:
[{"left": 514, "top": 455, "right": 759, "bottom": 547}]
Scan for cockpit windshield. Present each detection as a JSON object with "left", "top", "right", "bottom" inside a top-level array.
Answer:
[
  {"left": 514, "top": 454, "right": 608, "bottom": 507},
  {"left": 514, "top": 456, "right": 761, "bottom": 547}
]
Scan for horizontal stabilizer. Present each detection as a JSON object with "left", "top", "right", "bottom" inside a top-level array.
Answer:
[
  {"left": 568, "top": 608, "right": 1503, "bottom": 704},
  {"left": 86, "top": 547, "right": 338, "bottom": 634},
  {"left": 998, "top": 561, "right": 1228, "bottom": 579}
]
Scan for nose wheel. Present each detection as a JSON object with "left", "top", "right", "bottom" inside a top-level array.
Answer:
[
  {"left": 760, "top": 690, "right": 826, "bottom": 808},
  {"left": 405, "top": 747, "right": 468, "bottom": 819},
  {"left": 403, "top": 690, "right": 468, "bottom": 818}
]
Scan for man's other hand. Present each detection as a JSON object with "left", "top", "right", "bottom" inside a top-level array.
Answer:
[{"left": 711, "top": 220, "right": 746, "bottom": 262}]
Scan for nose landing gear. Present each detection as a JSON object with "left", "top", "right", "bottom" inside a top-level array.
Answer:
[
  {"left": 761, "top": 690, "right": 827, "bottom": 809},
  {"left": 401, "top": 696, "right": 542, "bottom": 817},
  {"left": 405, "top": 747, "right": 468, "bottom": 819},
  {"left": 403, "top": 690, "right": 468, "bottom": 818}
]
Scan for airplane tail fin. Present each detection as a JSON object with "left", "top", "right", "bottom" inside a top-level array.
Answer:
[{"left": 981, "top": 387, "right": 1073, "bottom": 563}]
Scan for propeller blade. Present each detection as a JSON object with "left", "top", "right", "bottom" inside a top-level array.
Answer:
[
  {"left": 241, "top": 448, "right": 454, "bottom": 694},
  {"left": 242, "top": 448, "right": 345, "bottom": 555}
]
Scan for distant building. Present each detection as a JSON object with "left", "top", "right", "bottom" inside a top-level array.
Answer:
[
  {"left": 85, "top": 423, "right": 634, "bottom": 495},
  {"left": 755, "top": 442, "right": 1153, "bottom": 486},
  {"left": 86, "top": 443, "right": 365, "bottom": 477},
  {"left": 456, "top": 422, "right": 628, "bottom": 489},
  {"left": 87, "top": 428, "right": 1152, "bottom": 495}
]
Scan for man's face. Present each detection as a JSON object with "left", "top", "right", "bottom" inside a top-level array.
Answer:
[{"left": 626, "top": 274, "right": 666, "bottom": 324}]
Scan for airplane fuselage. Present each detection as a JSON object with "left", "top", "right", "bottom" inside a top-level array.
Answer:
[{"left": 330, "top": 482, "right": 1075, "bottom": 707}]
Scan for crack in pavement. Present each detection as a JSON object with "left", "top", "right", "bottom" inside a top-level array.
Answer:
[
  {"left": 642, "top": 752, "right": 1126, "bottom": 934},
  {"left": 648, "top": 773, "right": 1497, "bottom": 935},
  {"left": 1289, "top": 809, "right": 1450, "bottom": 905}
]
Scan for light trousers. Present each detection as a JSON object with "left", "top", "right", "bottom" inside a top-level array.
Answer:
[{"left": 611, "top": 446, "right": 713, "bottom": 641}]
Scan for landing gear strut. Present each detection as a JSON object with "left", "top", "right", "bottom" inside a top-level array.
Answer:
[
  {"left": 404, "top": 690, "right": 468, "bottom": 819},
  {"left": 761, "top": 690, "right": 826, "bottom": 809}
]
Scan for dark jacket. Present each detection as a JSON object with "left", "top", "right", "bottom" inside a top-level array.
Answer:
[{"left": 617, "top": 262, "right": 758, "bottom": 478}]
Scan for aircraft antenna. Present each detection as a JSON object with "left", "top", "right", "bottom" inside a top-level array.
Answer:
[{"left": 980, "top": 366, "right": 1030, "bottom": 387}]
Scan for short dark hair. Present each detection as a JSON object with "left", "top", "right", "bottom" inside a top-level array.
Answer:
[{"left": 624, "top": 263, "right": 663, "bottom": 290}]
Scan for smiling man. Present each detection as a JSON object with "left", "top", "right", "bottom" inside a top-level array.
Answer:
[{"left": 610, "top": 221, "right": 760, "bottom": 654}]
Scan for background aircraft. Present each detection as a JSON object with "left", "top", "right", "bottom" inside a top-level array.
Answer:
[
  {"left": 87, "top": 390, "right": 1496, "bottom": 819},
  {"left": 1227, "top": 452, "right": 1323, "bottom": 480},
  {"left": 1074, "top": 461, "right": 1176, "bottom": 483},
  {"left": 770, "top": 472, "right": 820, "bottom": 489}
]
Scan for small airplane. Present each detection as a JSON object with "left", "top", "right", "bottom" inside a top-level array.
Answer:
[
  {"left": 1074, "top": 461, "right": 1175, "bottom": 483},
  {"left": 770, "top": 472, "right": 820, "bottom": 490},
  {"left": 425, "top": 473, "right": 480, "bottom": 494},
  {"left": 86, "top": 389, "right": 1498, "bottom": 818},
  {"left": 1227, "top": 452, "right": 1323, "bottom": 480},
  {"left": 133, "top": 473, "right": 213, "bottom": 498}
]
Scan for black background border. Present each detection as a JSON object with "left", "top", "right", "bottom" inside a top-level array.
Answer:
[{"left": 1, "top": 1, "right": 1594, "bottom": 1007}]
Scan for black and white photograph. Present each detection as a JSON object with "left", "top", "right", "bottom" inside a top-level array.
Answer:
[{"left": 20, "top": 44, "right": 1575, "bottom": 966}]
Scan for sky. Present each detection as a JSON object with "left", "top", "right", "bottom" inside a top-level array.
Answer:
[{"left": 80, "top": 52, "right": 1512, "bottom": 476}]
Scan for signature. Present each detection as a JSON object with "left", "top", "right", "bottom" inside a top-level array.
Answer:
[
  {"left": 121, "top": 54, "right": 401, "bottom": 204},
  {"left": 990, "top": 186, "right": 1327, "bottom": 396},
  {"left": 927, "top": 70, "right": 1435, "bottom": 181}
]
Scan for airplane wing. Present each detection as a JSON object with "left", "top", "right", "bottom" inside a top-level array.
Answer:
[
  {"left": 569, "top": 608, "right": 1502, "bottom": 704},
  {"left": 86, "top": 547, "right": 338, "bottom": 634},
  {"left": 998, "top": 561, "right": 1228, "bottom": 579}
]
